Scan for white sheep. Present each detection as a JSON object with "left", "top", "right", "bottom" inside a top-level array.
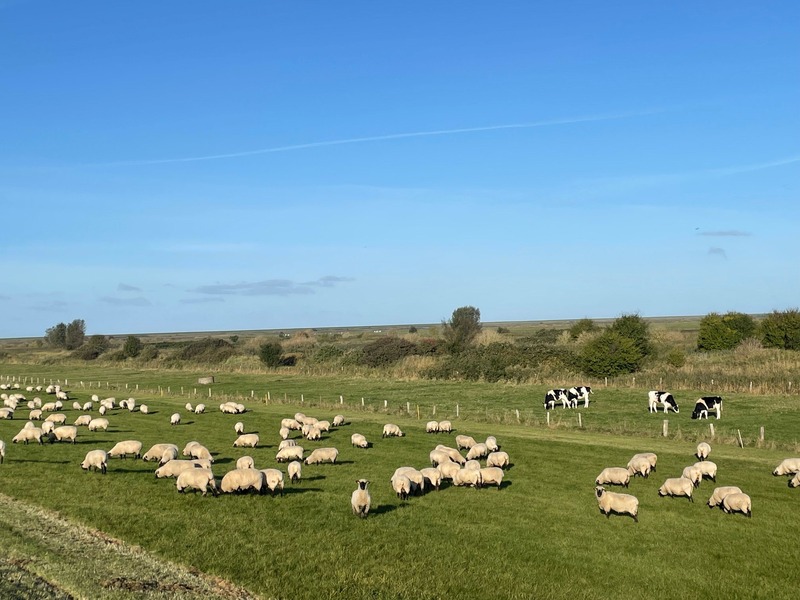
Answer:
[
  {"left": 23, "top": 421, "right": 35, "bottom": 429},
  {"left": 235, "top": 422, "right": 245, "bottom": 435},
  {"left": 453, "top": 467, "right": 482, "bottom": 488},
  {"left": 0, "top": 439, "right": 5, "bottom": 464},
  {"left": 596, "top": 467, "right": 630, "bottom": 488},
  {"left": 220, "top": 468, "right": 264, "bottom": 494},
  {"left": 155, "top": 460, "right": 210, "bottom": 478},
  {"left": 176, "top": 468, "right": 218, "bottom": 496},
  {"left": 434, "top": 445, "right": 466, "bottom": 465},
  {"left": 681, "top": 465, "right": 703, "bottom": 488},
  {"left": 126, "top": 399, "right": 136, "bottom": 412},
  {"left": 276, "top": 446, "right": 304, "bottom": 463},
  {"left": 185, "top": 403, "right": 193, "bottom": 412},
  {"left": 278, "top": 439, "right": 297, "bottom": 451},
  {"left": 631, "top": 452, "right": 658, "bottom": 472},
  {"left": 51, "top": 425, "right": 78, "bottom": 444},
  {"left": 466, "top": 443, "right": 489, "bottom": 461},
  {"left": 41, "top": 402, "right": 57, "bottom": 412},
  {"left": 281, "top": 418, "right": 302, "bottom": 430},
  {"left": 236, "top": 456, "right": 255, "bottom": 470},
  {"left": 420, "top": 467, "right": 442, "bottom": 491},
  {"left": 789, "top": 473, "right": 800, "bottom": 488},
  {"left": 429, "top": 449, "right": 454, "bottom": 467},
  {"left": 29, "top": 409, "right": 42, "bottom": 420},
  {"left": 305, "top": 426, "right": 322, "bottom": 442},
  {"left": 658, "top": 477, "right": 694, "bottom": 502},
  {"left": 722, "top": 492, "right": 752, "bottom": 517},
  {"left": 170, "top": 413, "right": 181, "bottom": 426},
  {"left": 88, "top": 418, "right": 109, "bottom": 432},
  {"left": 305, "top": 447, "right": 339, "bottom": 465},
  {"left": 99, "top": 406, "right": 107, "bottom": 416},
  {"left": 139, "top": 404, "right": 149, "bottom": 414},
  {"left": 189, "top": 444, "right": 214, "bottom": 463},
  {"left": 382, "top": 423, "right": 404, "bottom": 438},
  {"left": 108, "top": 440, "right": 143, "bottom": 459},
  {"left": 693, "top": 461, "right": 717, "bottom": 482},
  {"left": 351, "top": 433, "right": 369, "bottom": 448},
  {"left": 455, "top": 435, "right": 477, "bottom": 450},
  {"left": 316, "top": 420, "right": 331, "bottom": 433},
  {"left": 486, "top": 451, "right": 510, "bottom": 469},
  {"left": 437, "top": 461, "right": 461, "bottom": 482},
  {"left": 73, "top": 414, "right": 92, "bottom": 427},
  {"left": 351, "top": 479, "right": 371, "bottom": 517},
  {"left": 82, "top": 401, "right": 93, "bottom": 411},
  {"left": 426, "top": 421, "right": 439, "bottom": 433},
  {"left": 485, "top": 436, "right": 499, "bottom": 452},
  {"left": 261, "top": 468, "right": 284, "bottom": 496},
  {"left": 160, "top": 447, "right": 179, "bottom": 465},
  {"left": 41, "top": 421, "right": 55, "bottom": 435},
  {"left": 278, "top": 426, "right": 290, "bottom": 440},
  {"left": 80, "top": 449, "right": 108, "bottom": 474},
  {"left": 194, "top": 403, "right": 206, "bottom": 414},
  {"left": 233, "top": 434, "right": 259, "bottom": 448},
  {"left": 302, "top": 416, "right": 319, "bottom": 427},
  {"left": 464, "top": 460, "right": 482, "bottom": 471},
  {"left": 294, "top": 412, "right": 306, "bottom": 424},
  {"left": 595, "top": 486, "right": 638, "bottom": 522},
  {"left": 626, "top": 456, "right": 652, "bottom": 478},
  {"left": 0, "top": 407, "right": 14, "bottom": 419},
  {"left": 72, "top": 401, "right": 82, "bottom": 411},
  {"left": 772, "top": 458, "right": 800, "bottom": 476},
  {"left": 12, "top": 427, "right": 43, "bottom": 445},
  {"left": 44, "top": 413, "right": 67, "bottom": 425},
  {"left": 479, "top": 467, "right": 504, "bottom": 490},
  {"left": 288, "top": 460, "right": 302, "bottom": 483},
  {"left": 143, "top": 443, "right": 179, "bottom": 462},
  {"left": 707, "top": 486, "right": 742, "bottom": 508},
  {"left": 696, "top": 442, "right": 712, "bottom": 461},
  {"left": 438, "top": 420, "right": 453, "bottom": 433},
  {"left": 183, "top": 441, "right": 203, "bottom": 457},
  {"left": 391, "top": 473, "right": 412, "bottom": 500},
  {"left": 332, "top": 415, "right": 345, "bottom": 427}
]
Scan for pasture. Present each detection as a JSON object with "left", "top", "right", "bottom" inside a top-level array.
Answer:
[{"left": 1, "top": 366, "right": 799, "bottom": 599}]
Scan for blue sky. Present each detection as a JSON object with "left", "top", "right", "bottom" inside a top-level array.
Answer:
[{"left": 1, "top": 1, "right": 798, "bottom": 337}]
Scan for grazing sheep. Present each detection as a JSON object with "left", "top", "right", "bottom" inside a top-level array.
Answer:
[
  {"left": 596, "top": 467, "right": 630, "bottom": 488},
  {"left": 772, "top": 458, "right": 800, "bottom": 476},
  {"left": 351, "top": 433, "right": 369, "bottom": 448},
  {"left": 438, "top": 420, "right": 453, "bottom": 433},
  {"left": 139, "top": 404, "right": 149, "bottom": 414},
  {"left": 382, "top": 424, "right": 404, "bottom": 438},
  {"left": 170, "top": 413, "right": 181, "bottom": 426},
  {"left": 420, "top": 467, "right": 442, "bottom": 491},
  {"left": 82, "top": 401, "right": 93, "bottom": 411},
  {"left": 305, "top": 426, "right": 322, "bottom": 442},
  {"left": 631, "top": 452, "right": 658, "bottom": 472},
  {"left": 693, "top": 461, "right": 717, "bottom": 482},
  {"left": 220, "top": 468, "right": 264, "bottom": 494},
  {"left": 438, "top": 460, "right": 461, "bottom": 482},
  {"left": 485, "top": 436, "right": 499, "bottom": 452},
  {"left": 391, "top": 473, "right": 412, "bottom": 500},
  {"left": 351, "top": 479, "right": 371, "bottom": 517},
  {"left": 392, "top": 467, "right": 425, "bottom": 494},
  {"left": 41, "top": 402, "right": 57, "bottom": 412},
  {"left": 235, "top": 422, "right": 245, "bottom": 435},
  {"left": 72, "top": 402, "right": 82, "bottom": 411},
  {"left": 261, "top": 468, "right": 284, "bottom": 496},
  {"left": 426, "top": 421, "right": 440, "bottom": 433},
  {"left": 176, "top": 468, "right": 218, "bottom": 496},
  {"left": 73, "top": 414, "right": 92, "bottom": 427},
  {"left": 455, "top": 435, "right": 477, "bottom": 450},
  {"left": 658, "top": 477, "right": 694, "bottom": 502},
  {"left": 276, "top": 446, "right": 304, "bottom": 463},
  {"left": 99, "top": 406, "right": 107, "bottom": 416},
  {"left": 278, "top": 439, "right": 297, "bottom": 451},
  {"left": 159, "top": 447, "right": 179, "bottom": 465},
  {"left": 294, "top": 412, "right": 306, "bottom": 424},
  {"left": 233, "top": 434, "right": 259, "bottom": 448},
  {"left": 41, "top": 421, "right": 55, "bottom": 435},
  {"left": 51, "top": 426, "right": 78, "bottom": 444},
  {"left": 188, "top": 444, "right": 214, "bottom": 463},
  {"left": 278, "top": 426, "right": 290, "bottom": 440},
  {"left": 281, "top": 418, "right": 302, "bottom": 431},
  {"left": 332, "top": 415, "right": 345, "bottom": 427},
  {"left": 696, "top": 442, "right": 712, "bottom": 461},
  {"left": 316, "top": 420, "right": 331, "bottom": 433},
  {"left": 626, "top": 456, "right": 652, "bottom": 479},
  {"left": 288, "top": 460, "right": 302, "bottom": 483},
  {"left": 453, "top": 467, "right": 482, "bottom": 488},
  {"left": 185, "top": 403, "right": 193, "bottom": 412},
  {"left": 0, "top": 407, "right": 14, "bottom": 419},
  {"left": 707, "top": 486, "right": 743, "bottom": 508},
  {"left": 126, "top": 399, "right": 136, "bottom": 412},
  {"left": 429, "top": 449, "right": 454, "bottom": 467},
  {"left": 595, "top": 486, "right": 638, "bottom": 522},
  {"left": 486, "top": 451, "right": 510, "bottom": 469},
  {"left": 464, "top": 460, "right": 482, "bottom": 471},
  {"left": 788, "top": 473, "right": 800, "bottom": 488},
  {"left": 434, "top": 445, "right": 466, "bottom": 465},
  {"left": 466, "top": 443, "right": 490, "bottom": 461},
  {"left": 194, "top": 403, "right": 206, "bottom": 414},
  {"left": 80, "top": 449, "right": 108, "bottom": 474},
  {"left": 305, "top": 447, "right": 339, "bottom": 465},
  {"left": 44, "top": 413, "right": 67, "bottom": 425},
  {"left": 681, "top": 465, "right": 703, "bottom": 488},
  {"left": 302, "top": 417, "right": 319, "bottom": 427},
  {"left": 0, "top": 439, "right": 4, "bottom": 464},
  {"left": 722, "top": 492, "right": 752, "bottom": 517},
  {"left": 143, "top": 443, "right": 179, "bottom": 462},
  {"left": 23, "top": 421, "right": 35, "bottom": 429},
  {"left": 88, "top": 418, "right": 109, "bottom": 432},
  {"left": 108, "top": 440, "right": 143, "bottom": 459},
  {"left": 12, "top": 427, "right": 43, "bottom": 445},
  {"left": 479, "top": 467, "right": 504, "bottom": 490},
  {"left": 155, "top": 460, "right": 210, "bottom": 478},
  {"left": 236, "top": 456, "right": 255, "bottom": 470},
  {"left": 28, "top": 409, "right": 42, "bottom": 420}
]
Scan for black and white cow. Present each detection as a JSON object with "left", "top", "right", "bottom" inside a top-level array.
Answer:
[
  {"left": 567, "top": 386, "right": 592, "bottom": 408},
  {"left": 691, "top": 396, "right": 723, "bottom": 420},
  {"left": 648, "top": 390, "right": 679, "bottom": 414},
  {"left": 544, "top": 389, "right": 569, "bottom": 410}
]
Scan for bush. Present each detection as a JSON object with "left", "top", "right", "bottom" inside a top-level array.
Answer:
[
  {"left": 259, "top": 342, "right": 284, "bottom": 367},
  {"left": 496, "top": 326, "right": 510, "bottom": 334},
  {"left": 71, "top": 335, "right": 109, "bottom": 361},
  {"left": 311, "top": 344, "right": 345, "bottom": 363},
  {"left": 665, "top": 348, "right": 686, "bottom": 368},
  {"left": 139, "top": 346, "right": 159, "bottom": 361},
  {"left": 569, "top": 318, "right": 597, "bottom": 340},
  {"left": 609, "top": 313, "right": 652, "bottom": 358},
  {"left": 360, "top": 337, "right": 418, "bottom": 368},
  {"left": 697, "top": 312, "right": 756, "bottom": 351},
  {"left": 441, "top": 306, "right": 482, "bottom": 354},
  {"left": 760, "top": 309, "right": 800, "bottom": 350},
  {"left": 175, "top": 338, "right": 236, "bottom": 363},
  {"left": 579, "top": 331, "right": 642, "bottom": 377},
  {"left": 408, "top": 326, "right": 418, "bottom": 334},
  {"left": 122, "top": 335, "right": 143, "bottom": 358}
]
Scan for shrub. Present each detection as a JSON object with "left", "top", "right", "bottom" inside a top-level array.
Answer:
[
  {"left": 579, "top": 330, "right": 642, "bottom": 377},
  {"left": 665, "top": 348, "right": 686, "bottom": 368},
  {"left": 311, "top": 344, "right": 345, "bottom": 363},
  {"left": 139, "top": 346, "right": 159, "bottom": 361},
  {"left": 496, "top": 326, "right": 510, "bottom": 334},
  {"left": 175, "top": 338, "right": 236, "bottom": 363},
  {"left": 760, "top": 309, "right": 800, "bottom": 351},
  {"left": 569, "top": 318, "right": 597, "bottom": 340},
  {"left": 258, "top": 342, "right": 284, "bottom": 367},
  {"left": 609, "top": 313, "right": 652, "bottom": 358},
  {"left": 360, "top": 337, "right": 418, "bottom": 368},
  {"left": 441, "top": 306, "right": 482, "bottom": 354},
  {"left": 697, "top": 312, "right": 756, "bottom": 351},
  {"left": 408, "top": 326, "right": 418, "bottom": 334},
  {"left": 122, "top": 335, "right": 143, "bottom": 358},
  {"left": 71, "top": 335, "right": 109, "bottom": 361}
]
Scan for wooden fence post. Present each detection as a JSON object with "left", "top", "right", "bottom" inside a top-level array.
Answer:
[
  {"left": 578, "top": 413, "right": 582, "bottom": 428},
  {"left": 546, "top": 411, "right": 550, "bottom": 426},
  {"left": 456, "top": 404, "right": 460, "bottom": 418},
  {"left": 709, "top": 423, "right": 715, "bottom": 438},
  {"left": 662, "top": 420, "right": 669, "bottom": 437},
  {"left": 737, "top": 430, "right": 744, "bottom": 448},
  {"left": 516, "top": 409, "right": 520, "bottom": 423},
  {"left": 759, "top": 426, "right": 765, "bottom": 443}
]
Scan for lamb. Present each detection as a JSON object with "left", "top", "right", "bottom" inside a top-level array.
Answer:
[
  {"left": 351, "top": 433, "right": 369, "bottom": 448},
  {"left": 142, "top": 443, "right": 179, "bottom": 462},
  {"left": 80, "top": 449, "right": 108, "bottom": 474},
  {"left": 73, "top": 414, "right": 92, "bottom": 427},
  {"left": 332, "top": 415, "right": 346, "bottom": 427},
  {"left": 108, "top": 440, "right": 143, "bottom": 459},
  {"left": 260, "top": 468, "right": 284, "bottom": 496},
  {"left": 631, "top": 452, "right": 658, "bottom": 472},
  {"left": 278, "top": 426, "right": 290, "bottom": 440},
  {"left": 707, "top": 486, "right": 743, "bottom": 508},
  {"left": 72, "top": 402, "right": 82, "bottom": 411},
  {"left": 626, "top": 456, "right": 652, "bottom": 478},
  {"left": 438, "top": 420, "right": 453, "bottom": 433},
  {"left": 194, "top": 403, "right": 206, "bottom": 414},
  {"left": 155, "top": 460, "right": 210, "bottom": 478},
  {"left": 772, "top": 458, "right": 800, "bottom": 476},
  {"left": 453, "top": 467, "right": 482, "bottom": 488},
  {"left": 658, "top": 477, "right": 694, "bottom": 501},
  {"left": 12, "top": 427, "right": 43, "bottom": 445},
  {"left": 235, "top": 422, "right": 245, "bottom": 435},
  {"left": 276, "top": 446, "right": 304, "bottom": 463},
  {"left": 681, "top": 465, "right": 703, "bottom": 488},
  {"left": 51, "top": 425, "right": 78, "bottom": 444},
  {"left": 466, "top": 443, "right": 489, "bottom": 461},
  {"left": 305, "top": 447, "right": 339, "bottom": 465},
  {"left": 176, "top": 468, "right": 218, "bottom": 496},
  {"left": 486, "top": 451, "right": 510, "bottom": 469},
  {"left": 596, "top": 467, "right": 630, "bottom": 488},
  {"left": 88, "top": 418, "right": 109, "bottom": 432},
  {"left": 485, "top": 436, "right": 499, "bottom": 452},
  {"left": 382, "top": 423, "right": 404, "bottom": 438},
  {"left": 693, "top": 461, "right": 717, "bottom": 482},
  {"left": 233, "top": 434, "right": 259, "bottom": 448},
  {"left": 426, "top": 421, "right": 440, "bottom": 433},
  {"left": 44, "top": 413, "right": 67, "bottom": 425},
  {"left": 170, "top": 413, "right": 181, "bottom": 426},
  {"left": 185, "top": 403, "right": 193, "bottom": 412},
  {"left": 236, "top": 456, "right": 255, "bottom": 470},
  {"left": 455, "top": 435, "right": 477, "bottom": 450},
  {"left": 479, "top": 467, "right": 504, "bottom": 490},
  {"left": 420, "top": 467, "right": 442, "bottom": 491},
  {"left": 722, "top": 492, "right": 752, "bottom": 517},
  {"left": 437, "top": 461, "right": 461, "bottom": 482},
  {"left": 220, "top": 468, "right": 265, "bottom": 494},
  {"left": 595, "top": 486, "right": 638, "bottom": 522},
  {"left": 696, "top": 442, "right": 712, "bottom": 461},
  {"left": 287, "top": 460, "right": 302, "bottom": 483},
  {"left": 351, "top": 479, "right": 371, "bottom": 518},
  {"left": 391, "top": 473, "right": 412, "bottom": 500}
]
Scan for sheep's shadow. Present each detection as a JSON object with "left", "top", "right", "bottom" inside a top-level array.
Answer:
[
  {"left": 281, "top": 486, "right": 323, "bottom": 496},
  {"left": 370, "top": 504, "right": 400, "bottom": 516}
]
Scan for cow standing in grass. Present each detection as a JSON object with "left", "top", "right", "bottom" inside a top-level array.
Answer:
[{"left": 648, "top": 391, "right": 679, "bottom": 414}]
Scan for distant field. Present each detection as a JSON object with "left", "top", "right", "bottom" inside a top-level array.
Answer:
[{"left": 1, "top": 364, "right": 798, "bottom": 599}]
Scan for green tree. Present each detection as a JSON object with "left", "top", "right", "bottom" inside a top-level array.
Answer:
[
  {"left": 579, "top": 330, "right": 642, "bottom": 377},
  {"left": 259, "top": 341, "right": 284, "bottom": 367},
  {"left": 442, "top": 306, "right": 482, "bottom": 354},
  {"left": 360, "top": 337, "right": 418, "bottom": 367},
  {"left": 569, "top": 318, "right": 597, "bottom": 340},
  {"left": 44, "top": 322, "right": 67, "bottom": 348},
  {"left": 123, "top": 335, "right": 144, "bottom": 358},
  {"left": 697, "top": 312, "right": 756, "bottom": 351},
  {"left": 65, "top": 319, "right": 86, "bottom": 350},
  {"left": 760, "top": 309, "right": 800, "bottom": 351},
  {"left": 72, "top": 335, "right": 108, "bottom": 360},
  {"left": 609, "top": 313, "right": 652, "bottom": 358}
]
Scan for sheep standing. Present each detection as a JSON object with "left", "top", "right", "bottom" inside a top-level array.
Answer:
[
  {"left": 194, "top": 403, "right": 206, "bottom": 414},
  {"left": 438, "top": 420, "right": 452, "bottom": 433},
  {"left": 626, "top": 456, "right": 652, "bottom": 478},
  {"left": 235, "top": 422, "right": 245, "bottom": 435},
  {"left": 143, "top": 443, "right": 179, "bottom": 462},
  {"left": 722, "top": 492, "right": 752, "bottom": 517},
  {"left": 170, "top": 413, "right": 181, "bottom": 426},
  {"left": 261, "top": 469, "right": 285, "bottom": 496},
  {"left": 658, "top": 478, "right": 694, "bottom": 502},
  {"left": 595, "top": 486, "right": 638, "bottom": 522},
  {"left": 12, "top": 427, "right": 43, "bottom": 445},
  {"left": 486, "top": 451, "right": 510, "bottom": 469},
  {"left": 220, "top": 468, "right": 264, "bottom": 494},
  {"left": 466, "top": 443, "right": 489, "bottom": 461},
  {"left": 707, "top": 486, "right": 743, "bottom": 508},
  {"left": 434, "top": 445, "right": 466, "bottom": 465},
  {"left": 772, "top": 458, "right": 800, "bottom": 476},
  {"left": 236, "top": 456, "right": 255, "bottom": 470},
  {"left": 382, "top": 424, "right": 404, "bottom": 438},
  {"left": 332, "top": 415, "right": 345, "bottom": 427},
  {"left": 631, "top": 452, "right": 658, "bottom": 472},
  {"left": 305, "top": 448, "right": 339, "bottom": 465},
  {"left": 485, "top": 436, "right": 499, "bottom": 452},
  {"left": 351, "top": 433, "right": 369, "bottom": 448},
  {"left": 455, "top": 435, "right": 477, "bottom": 450},
  {"left": 288, "top": 460, "right": 302, "bottom": 483},
  {"left": 437, "top": 461, "right": 461, "bottom": 482},
  {"left": 391, "top": 473, "right": 412, "bottom": 500},
  {"left": 233, "top": 434, "right": 259, "bottom": 448},
  {"left": 88, "top": 418, "right": 109, "bottom": 432},
  {"left": 278, "top": 439, "right": 297, "bottom": 451},
  {"left": 139, "top": 404, "right": 149, "bottom": 414},
  {"left": 420, "top": 467, "right": 442, "bottom": 491},
  {"left": 453, "top": 468, "right": 482, "bottom": 488},
  {"left": 693, "top": 461, "right": 717, "bottom": 482},
  {"left": 426, "top": 421, "right": 440, "bottom": 433},
  {"left": 351, "top": 479, "right": 371, "bottom": 517},
  {"left": 108, "top": 440, "right": 143, "bottom": 459},
  {"left": 696, "top": 442, "right": 712, "bottom": 461},
  {"left": 0, "top": 439, "right": 5, "bottom": 464},
  {"left": 681, "top": 465, "right": 703, "bottom": 488},
  {"left": 276, "top": 446, "right": 304, "bottom": 463},
  {"left": 73, "top": 414, "right": 92, "bottom": 427},
  {"left": 81, "top": 449, "right": 108, "bottom": 474},
  {"left": 51, "top": 426, "right": 78, "bottom": 444},
  {"left": 479, "top": 467, "right": 504, "bottom": 490},
  {"left": 176, "top": 468, "right": 218, "bottom": 496},
  {"left": 596, "top": 467, "right": 630, "bottom": 488},
  {"left": 155, "top": 460, "right": 209, "bottom": 478}
]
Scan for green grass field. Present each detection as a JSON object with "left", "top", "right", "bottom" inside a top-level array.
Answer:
[{"left": 1, "top": 363, "right": 799, "bottom": 599}]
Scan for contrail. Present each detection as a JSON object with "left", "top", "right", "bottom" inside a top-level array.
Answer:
[{"left": 96, "top": 108, "right": 665, "bottom": 167}]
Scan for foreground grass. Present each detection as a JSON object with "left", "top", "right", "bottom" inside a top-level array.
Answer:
[{"left": 1, "top": 366, "right": 799, "bottom": 598}]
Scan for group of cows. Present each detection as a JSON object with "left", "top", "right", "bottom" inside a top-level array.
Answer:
[{"left": 544, "top": 386, "right": 724, "bottom": 420}]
